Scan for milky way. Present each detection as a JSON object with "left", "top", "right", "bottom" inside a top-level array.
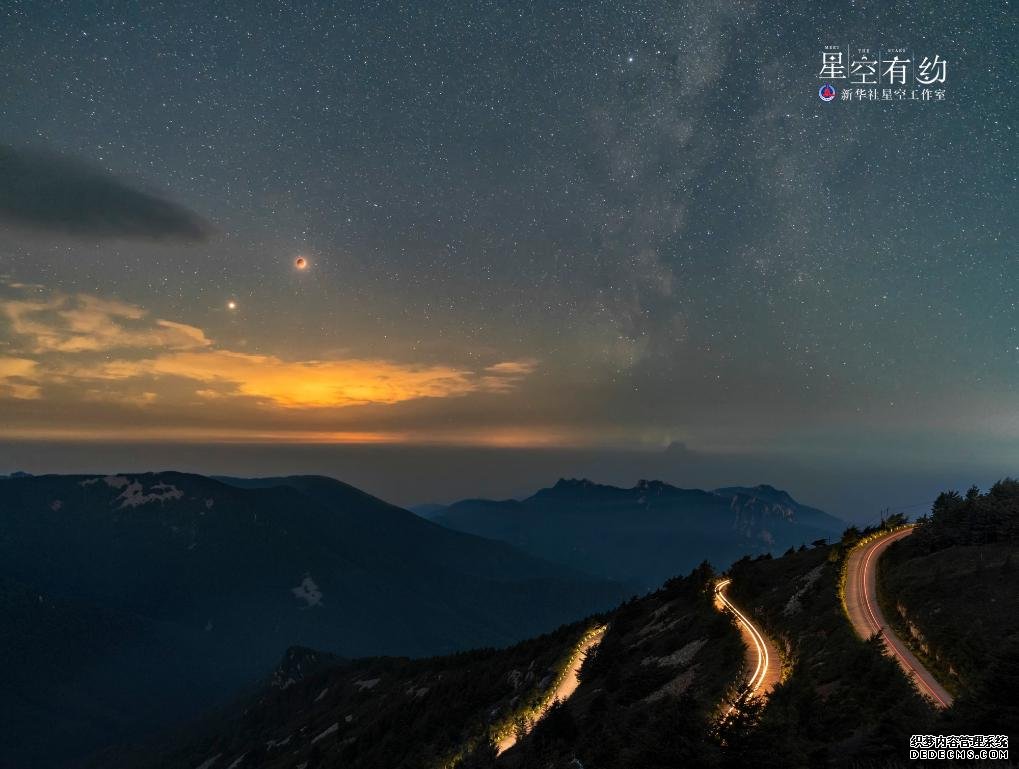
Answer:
[{"left": 0, "top": 1, "right": 1014, "bottom": 506}]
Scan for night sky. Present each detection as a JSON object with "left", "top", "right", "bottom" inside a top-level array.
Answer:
[{"left": 0, "top": 1, "right": 1015, "bottom": 518}]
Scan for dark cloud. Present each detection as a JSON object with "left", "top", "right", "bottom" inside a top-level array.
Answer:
[{"left": 0, "top": 145, "right": 211, "bottom": 241}]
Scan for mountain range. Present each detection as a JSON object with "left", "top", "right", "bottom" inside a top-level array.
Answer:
[
  {"left": 0, "top": 472, "right": 627, "bottom": 769},
  {"left": 108, "top": 481, "right": 1019, "bottom": 769},
  {"left": 430, "top": 478, "right": 845, "bottom": 588}
]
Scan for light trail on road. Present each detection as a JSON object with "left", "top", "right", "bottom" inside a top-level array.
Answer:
[
  {"left": 715, "top": 578, "right": 777, "bottom": 713},
  {"left": 495, "top": 624, "right": 606, "bottom": 755},
  {"left": 844, "top": 527, "right": 954, "bottom": 709}
]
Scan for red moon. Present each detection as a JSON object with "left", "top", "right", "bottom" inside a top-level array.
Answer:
[{"left": 294, "top": 256, "right": 308, "bottom": 270}]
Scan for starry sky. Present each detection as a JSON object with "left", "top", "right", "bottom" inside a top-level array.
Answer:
[{"left": 0, "top": 1, "right": 1015, "bottom": 518}]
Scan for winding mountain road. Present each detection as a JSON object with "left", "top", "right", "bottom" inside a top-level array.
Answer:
[
  {"left": 495, "top": 625, "right": 606, "bottom": 755},
  {"left": 843, "top": 526, "right": 953, "bottom": 709},
  {"left": 714, "top": 579, "right": 782, "bottom": 709}
]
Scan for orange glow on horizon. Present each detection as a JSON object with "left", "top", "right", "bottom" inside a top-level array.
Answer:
[
  {"left": 0, "top": 424, "right": 628, "bottom": 449},
  {"left": 0, "top": 289, "right": 568, "bottom": 447}
]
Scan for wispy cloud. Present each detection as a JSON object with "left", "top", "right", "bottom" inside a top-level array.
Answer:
[
  {"left": 482, "top": 358, "right": 540, "bottom": 392},
  {"left": 485, "top": 359, "right": 539, "bottom": 376},
  {"left": 0, "top": 145, "right": 211, "bottom": 241},
  {"left": 0, "top": 289, "right": 537, "bottom": 414},
  {"left": 0, "top": 356, "right": 41, "bottom": 399},
  {"left": 2, "top": 294, "right": 211, "bottom": 353},
  {"left": 67, "top": 350, "right": 480, "bottom": 408}
]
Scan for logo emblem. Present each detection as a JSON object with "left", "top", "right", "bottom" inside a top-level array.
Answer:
[{"left": 818, "top": 83, "right": 837, "bottom": 102}]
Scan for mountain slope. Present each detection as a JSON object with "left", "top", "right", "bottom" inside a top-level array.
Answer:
[
  {"left": 432, "top": 478, "right": 844, "bottom": 588},
  {"left": 724, "top": 495, "right": 1019, "bottom": 768},
  {"left": 214, "top": 475, "right": 598, "bottom": 585},
  {"left": 100, "top": 481, "right": 1019, "bottom": 768},
  {"left": 878, "top": 481, "right": 1019, "bottom": 735},
  {"left": 104, "top": 563, "right": 745, "bottom": 769},
  {"left": 713, "top": 484, "right": 844, "bottom": 533},
  {"left": 724, "top": 540, "right": 935, "bottom": 767},
  {"left": 0, "top": 472, "right": 628, "bottom": 769}
]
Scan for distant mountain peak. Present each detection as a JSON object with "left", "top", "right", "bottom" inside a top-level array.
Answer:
[
  {"left": 713, "top": 484, "right": 843, "bottom": 532},
  {"left": 553, "top": 477, "right": 596, "bottom": 488},
  {"left": 636, "top": 478, "right": 671, "bottom": 491},
  {"left": 437, "top": 477, "right": 845, "bottom": 589},
  {"left": 537, "top": 478, "right": 603, "bottom": 498},
  {"left": 535, "top": 478, "right": 645, "bottom": 503},
  {"left": 538, "top": 478, "right": 691, "bottom": 502},
  {"left": 550, "top": 477, "right": 674, "bottom": 493},
  {"left": 715, "top": 484, "right": 799, "bottom": 507}
]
